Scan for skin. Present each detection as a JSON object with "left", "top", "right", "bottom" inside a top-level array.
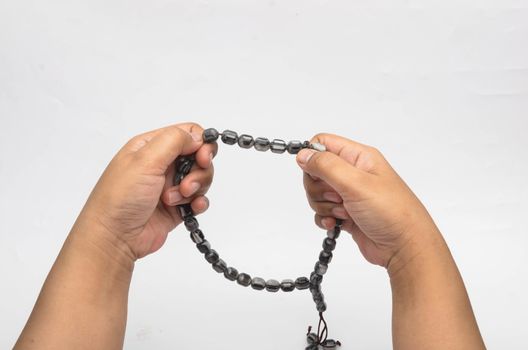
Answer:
[
  {"left": 14, "top": 122, "right": 217, "bottom": 350},
  {"left": 14, "top": 126, "right": 485, "bottom": 349},
  {"left": 296, "top": 133, "right": 486, "bottom": 350}
]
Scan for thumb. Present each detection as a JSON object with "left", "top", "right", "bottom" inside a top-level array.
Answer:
[
  {"left": 296, "top": 148, "right": 369, "bottom": 200},
  {"left": 136, "top": 126, "right": 202, "bottom": 173}
]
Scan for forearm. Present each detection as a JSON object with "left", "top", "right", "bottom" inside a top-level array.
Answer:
[
  {"left": 15, "top": 217, "right": 134, "bottom": 350},
  {"left": 388, "top": 224, "right": 485, "bottom": 350}
]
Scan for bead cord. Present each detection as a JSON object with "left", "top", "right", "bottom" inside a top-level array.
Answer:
[{"left": 175, "top": 128, "right": 342, "bottom": 348}]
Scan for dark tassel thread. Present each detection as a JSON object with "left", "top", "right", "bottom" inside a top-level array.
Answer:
[{"left": 306, "top": 312, "right": 341, "bottom": 348}]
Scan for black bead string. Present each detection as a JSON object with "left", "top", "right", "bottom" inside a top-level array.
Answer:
[{"left": 175, "top": 128, "right": 342, "bottom": 349}]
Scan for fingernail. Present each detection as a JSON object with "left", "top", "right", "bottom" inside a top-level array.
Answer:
[
  {"left": 188, "top": 182, "right": 200, "bottom": 196},
  {"left": 191, "top": 131, "right": 202, "bottom": 142},
  {"left": 297, "top": 149, "right": 315, "bottom": 165},
  {"left": 209, "top": 152, "right": 213, "bottom": 165},
  {"left": 321, "top": 217, "right": 333, "bottom": 229},
  {"left": 332, "top": 206, "right": 348, "bottom": 219},
  {"left": 168, "top": 190, "right": 182, "bottom": 204},
  {"left": 323, "top": 192, "right": 342, "bottom": 203}
]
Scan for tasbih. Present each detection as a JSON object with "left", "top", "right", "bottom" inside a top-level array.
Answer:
[{"left": 174, "top": 128, "right": 343, "bottom": 349}]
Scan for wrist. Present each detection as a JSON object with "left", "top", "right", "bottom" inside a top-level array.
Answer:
[
  {"left": 387, "top": 220, "right": 448, "bottom": 283},
  {"left": 69, "top": 211, "right": 136, "bottom": 278},
  {"left": 15, "top": 212, "right": 135, "bottom": 350}
]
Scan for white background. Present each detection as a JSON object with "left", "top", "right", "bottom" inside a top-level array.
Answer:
[{"left": 1, "top": 1, "right": 527, "bottom": 349}]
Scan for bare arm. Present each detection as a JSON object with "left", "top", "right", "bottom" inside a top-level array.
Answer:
[
  {"left": 14, "top": 223, "right": 133, "bottom": 350},
  {"left": 15, "top": 123, "right": 217, "bottom": 349},
  {"left": 296, "top": 133, "right": 486, "bottom": 349},
  {"left": 388, "top": 223, "right": 485, "bottom": 349}
]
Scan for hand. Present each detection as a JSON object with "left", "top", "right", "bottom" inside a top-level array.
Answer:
[
  {"left": 73, "top": 122, "right": 217, "bottom": 261},
  {"left": 296, "top": 133, "right": 438, "bottom": 268}
]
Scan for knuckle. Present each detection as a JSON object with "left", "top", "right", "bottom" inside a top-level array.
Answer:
[
  {"left": 185, "top": 121, "right": 203, "bottom": 132},
  {"left": 174, "top": 121, "right": 204, "bottom": 135},
  {"left": 124, "top": 134, "right": 149, "bottom": 151},
  {"left": 368, "top": 146, "right": 383, "bottom": 157},
  {"left": 163, "top": 128, "right": 191, "bottom": 151},
  {"left": 127, "top": 134, "right": 142, "bottom": 145},
  {"left": 165, "top": 126, "right": 187, "bottom": 139},
  {"left": 364, "top": 146, "right": 389, "bottom": 169}
]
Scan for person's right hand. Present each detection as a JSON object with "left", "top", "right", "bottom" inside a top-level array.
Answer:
[{"left": 296, "top": 133, "right": 440, "bottom": 269}]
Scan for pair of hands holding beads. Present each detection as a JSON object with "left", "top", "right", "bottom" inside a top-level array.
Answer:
[
  {"left": 15, "top": 122, "right": 486, "bottom": 350},
  {"left": 77, "top": 122, "right": 428, "bottom": 268}
]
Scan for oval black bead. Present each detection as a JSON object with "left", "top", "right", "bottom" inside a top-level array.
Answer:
[
  {"left": 238, "top": 134, "right": 255, "bottom": 149},
  {"left": 254, "top": 137, "right": 270, "bottom": 151},
  {"left": 212, "top": 259, "right": 227, "bottom": 273},
  {"left": 265, "top": 279, "right": 280, "bottom": 292},
  {"left": 322, "top": 237, "right": 336, "bottom": 252},
  {"left": 280, "top": 279, "right": 295, "bottom": 292},
  {"left": 224, "top": 267, "right": 239, "bottom": 281},
  {"left": 177, "top": 204, "right": 193, "bottom": 220},
  {"left": 307, "top": 333, "right": 318, "bottom": 345},
  {"left": 312, "top": 292, "right": 324, "bottom": 303},
  {"left": 327, "top": 226, "right": 341, "bottom": 239},
  {"left": 319, "top": 250, "right": 333, "bottom": 265},
  {"left": 221, "top": 130, "right": 238, "bottom": 145},
  {"left": 287, "top": 140, "right": 303, "bottom": 154},
  {"left": 295, "top": 276, "right": 310, "bottom": 290},
  {"left": 173, "top": 172, "right": 184, "bottom": 185},
  {"left": 321, "top": 339, "right": 338, "bottom": 348},
  {"left": 203, "top": 128, "right": 220, "bottom": 143},
  {"left": 309, "top": 283, "right": 320, "bottom": 294},
  {"left": 190, "top": 229, "right": 205, "bottom": 244},
  {"left": 196, "top": 240, "right": 211, "bottom": 253},
  {"left": 310, "top": 271, "right": 323, "bottom": 285},
  {"left": 236, "top": 273, "right": 252, "bottom": 287},
  {"left": 184, "top": 217, "right": 199, "bottom": 232},
  {"left": 177, "top": 159, "right": 193, "bottom": 175},
  {"left": 314, "top": 261, "right": 328, "bottom": 275},
  {"left": 205, "top": 249, "right": 219, "bottom": 264},
  {"left": 270, "top": 139, "right": 287, "bottom": 153},
  {"left": 316, "top": 300, "right": 327, "bottom": 312},
  {"left": 311, "top": 287, "right": 324, "bottom": 299},
  {"left": 251, "top": 277, "right": 266, "bottom": 290}
]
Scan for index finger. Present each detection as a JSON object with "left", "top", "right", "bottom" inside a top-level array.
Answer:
[{"left": 122, "top": 122, "right": 203, "bottom": 153}]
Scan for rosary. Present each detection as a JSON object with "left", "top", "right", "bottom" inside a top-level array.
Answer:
[{"left": 174, "top": 128, "right": 343, "bottom": 349}]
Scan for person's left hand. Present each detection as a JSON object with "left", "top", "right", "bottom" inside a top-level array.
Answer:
[{"left": 72, "top": 122, "right": 216, "bottom": 261}]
